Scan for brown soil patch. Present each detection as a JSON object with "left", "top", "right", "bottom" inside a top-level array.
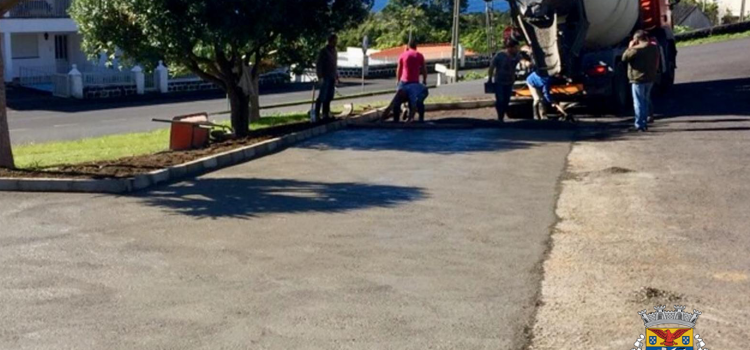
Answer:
[
  {"left": 632, "top": 286, "right": 684, "bottom": 304},
  {"left": 0, "top": 118, "right": 342, "bottom": 180}
]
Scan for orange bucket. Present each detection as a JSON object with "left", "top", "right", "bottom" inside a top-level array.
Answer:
[{"left": 169, "top": 113, "right": 210, "bottom": 151}]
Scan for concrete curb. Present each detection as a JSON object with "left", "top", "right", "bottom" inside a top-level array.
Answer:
[{"left": 0, "top": 112, "right": 376, "bottom": 194}]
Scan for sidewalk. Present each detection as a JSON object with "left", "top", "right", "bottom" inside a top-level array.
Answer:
[{"left": 530, "top": 115, "right": 750, "bottom": 350}]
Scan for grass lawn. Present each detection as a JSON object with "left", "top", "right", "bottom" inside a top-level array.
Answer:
[
  {"left": 677, "top": 30, "right": 750, "bottom": 47},
  {"left": 13, "top": 113, "right": 308, "bottom": 169},
  {"left": 12, "top": 95, "right": 466, "bottom": 170}
]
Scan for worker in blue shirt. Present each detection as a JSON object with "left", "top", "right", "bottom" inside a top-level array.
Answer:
[{"left": 526, "top": 71, "right": 559, "bottom": 120}]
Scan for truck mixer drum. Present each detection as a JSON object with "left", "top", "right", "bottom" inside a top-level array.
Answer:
[
  {"left": 506, "top": 0, "right": 677, "bottom": 115},
  {"left": 510, "top": 0, "right": 640, "bottom": 76}
]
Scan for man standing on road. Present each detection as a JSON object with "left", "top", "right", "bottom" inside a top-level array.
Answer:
[
  {"left": 622, "top": 30, "right": 660, "bottom": 132},
  {"left": 314, "top": 34, "right": 341, "bottom": 121},
  {"left": 396, "top": 39, "right": 429, "bottom": 122},
  {"left": 488, "top": 38, "right": 521, "bottom": 121}
]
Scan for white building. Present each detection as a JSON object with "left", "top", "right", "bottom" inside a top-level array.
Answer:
[
  {"left": 712, "top": 0, "right": 747, "bottom": 20},
  {"left": 1, "top": 0, "right": 89, "bottom": 84}
]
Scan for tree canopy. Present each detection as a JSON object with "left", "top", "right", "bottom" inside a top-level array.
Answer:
[
  {"left": 71, "top": 0, "right": 371, "bottom": 136},
  {"left": 339, "top": 0, "right": 510, "bottom": 53}
]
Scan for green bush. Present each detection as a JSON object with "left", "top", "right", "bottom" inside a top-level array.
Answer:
[{"left": 462, "top": 71, "right": 487, "bottom": 81}]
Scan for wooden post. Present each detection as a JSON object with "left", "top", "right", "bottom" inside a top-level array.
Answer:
[
  {"left": 0, "top": 39, "right": 14, "bottom": 169},
  {"left": 450, "top": 0, "right": 461, "bottom": 84}
]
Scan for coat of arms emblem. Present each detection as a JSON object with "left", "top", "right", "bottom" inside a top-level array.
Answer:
[{"left": 630, "top": 305, "right": 709, "bottom": 350}]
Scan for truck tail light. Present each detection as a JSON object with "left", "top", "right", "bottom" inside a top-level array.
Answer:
[{"left": 587, "top": 65, "right": 609, "bottom": 76}]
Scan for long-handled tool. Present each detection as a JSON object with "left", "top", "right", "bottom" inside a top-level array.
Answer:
[
  {"left": 306, "top": 70, "right": 353, "bottom": 120},
  {"left": 308, "top": 78, "right": 319, "bottom": 123}
]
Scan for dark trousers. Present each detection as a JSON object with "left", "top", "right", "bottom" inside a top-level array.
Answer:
[
  {"left": 390, "top": 90, "right": 409, "bottom": 122},
  {"left": 397, "top": 82, "right": 429, "bottom": 122},
  {"left": 315, "top": 78, "right": 336, "bottom": 118},
  {"left": 494, "top": 83, "right": 514, "bottom": 120}
]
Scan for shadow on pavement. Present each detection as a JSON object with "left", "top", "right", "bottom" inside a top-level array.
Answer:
[
  {"left": 656, "top": 77, "right": 750, "bottom": 118},
  {"left": 654, "top": 126, "right": 750, "bottom": 133},
  {"left": 137, "top": 178, "right": 426, "bottom": 219},
  {"left": 666, "top": 118, "right": 750, "bottom": 124}
]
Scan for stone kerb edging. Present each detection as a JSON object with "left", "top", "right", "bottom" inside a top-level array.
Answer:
[
  {"left": 0, "top": 100, "right": 497, "bottom": 194},
  {"left": 0, "top": 115, "right": 360, "bottom": 194}
]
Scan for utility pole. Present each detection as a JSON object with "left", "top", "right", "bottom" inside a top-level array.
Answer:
[
  {"left": 485, "top": 0, "right": 495, "bottom": 55},
  {"left": 741, "top": 0, "right": 747, "bottom": 22},
  {"left": 450, "top": 0, "right": 461, "bottom": 83}
]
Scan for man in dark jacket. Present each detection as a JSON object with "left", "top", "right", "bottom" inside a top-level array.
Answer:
[
  {"left": 314, "top": 34, "right": 340, "bottom": 120},
  {"left": 622, "top": 30, "right": 660, "bottom": 131},
  {"left": 488, "top": 38, "right": 520, "bottom": 121}
]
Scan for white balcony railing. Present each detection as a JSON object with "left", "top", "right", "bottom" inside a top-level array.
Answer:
[{"left": 7, "top": 0, "right": 73, "bottom": 18}]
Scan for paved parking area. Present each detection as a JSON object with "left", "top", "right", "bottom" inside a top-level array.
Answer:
[{"left": 0, "top": 126, "right": 573, "bottom": 349}]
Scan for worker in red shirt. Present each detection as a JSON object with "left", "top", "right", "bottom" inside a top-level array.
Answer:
[{"left": 396, "top": 39, "right": 429, "bottom": 122}]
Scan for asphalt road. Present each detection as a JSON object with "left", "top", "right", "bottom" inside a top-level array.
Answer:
[
  {"left": 6, "top": 72, "right": 484, "bottom": 145},
  {"left": 531, "top": 37, "right": 750, "bottom": 350},
  {"left": 1, "top": 38, "right": 749, "bottom": 349},
  {"left": 0, "top": 124, "right": 573, "bottom": 349}
]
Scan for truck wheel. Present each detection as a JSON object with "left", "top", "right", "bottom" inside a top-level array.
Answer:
[
  {"left": 656, "top": 64, "right": 675, "bottom": 95},
  {"left": 655, "top": 41, "right": 676, "bottom": 95},
  {"left": 608, "top": 63, "right": 632, "bottom": 116}
]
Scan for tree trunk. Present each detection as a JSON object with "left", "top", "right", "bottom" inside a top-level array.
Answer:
[
  {"left": 248, "top": 71, "right": 261, "bottom": 123},
  {"left": 227, "top": 85, "right": 251, "bottom": 137},
  {"left": 0, "top": 43, "right": 15, "bottom": 169}
]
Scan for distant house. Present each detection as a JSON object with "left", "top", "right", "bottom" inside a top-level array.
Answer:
[
  {"left": 0, "top": 0, "right": 90, "bottom": 83},
  {"left": 336, "top": 43, "right": 477, "bottom": 68},
  {"left": 714, "top": 0, "right": 747, "bottom": 22},
  {"left": 369, "top": 43, "right": 477, "bottom": 64},
  {"left": 672, "top": 3, "right": 713, "bottom": 30}
]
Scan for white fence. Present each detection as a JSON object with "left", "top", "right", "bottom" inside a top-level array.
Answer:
[
  {"left": 168, "top": 72, "right": 201, "bottom": 83},
  {"left": 18, "top": 67, "right": 55, "bottom": 87},
  {"left": 144, "top": 72, "right": 157, "bottom": 92},
  {"left": 19, "top": 62, "right": 293, "bottom": 99},
  {"left": 82, "top": 71, "right": 134, "bottom": 86}
]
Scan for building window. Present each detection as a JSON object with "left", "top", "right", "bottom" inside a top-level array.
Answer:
[
  {"left": 11, "top": 33, "right": 40, "bottom": 59},
  {"left": 55, "top": 35, "right": 69, "bottom": 60}
]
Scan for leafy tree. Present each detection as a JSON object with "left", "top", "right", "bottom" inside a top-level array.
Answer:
[
  {"left": 460, "top": 11, "right": 511, "bottom": 53},
  {"left": 71, "top": 0, "right": 370, "bottom": 137},
  {"left": 340, "top": 0, "right": 470, "bottom": 49},
  {"left": 423, "top": 0, "right": 469, "bottom": 30},
  {"left": 379, "top": 4, "right": 434, "bottom": 48},
  {"left": 0, "top": 0, "right": 25, "bottom": 169}
]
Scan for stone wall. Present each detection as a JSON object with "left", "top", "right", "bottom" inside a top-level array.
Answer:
[
  {"left": 168, "top": 80, "right": 219, "bottom": 93},
  {"left": 83, "top": 84, "right": 138, "bottom": 99}
]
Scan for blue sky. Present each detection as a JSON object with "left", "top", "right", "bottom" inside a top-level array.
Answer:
[{"left": 372, "top": 0, "right": 509, "bottom": 12}]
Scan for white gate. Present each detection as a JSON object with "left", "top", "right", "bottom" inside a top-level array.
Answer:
[{"left": 52, "top": 74, "right": 71, "bottom": 98}]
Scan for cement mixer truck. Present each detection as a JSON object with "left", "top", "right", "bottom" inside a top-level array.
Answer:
[{"left": 506, "top": 0, "right": 678, "bottom": 117}]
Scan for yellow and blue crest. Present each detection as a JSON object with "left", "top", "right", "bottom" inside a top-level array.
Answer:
[
  {"left": 637, "top": 305, "right": 703, "bottom": 350},
  {"left": 646, "top": 328, "right": 693, "bottom": 349}
]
